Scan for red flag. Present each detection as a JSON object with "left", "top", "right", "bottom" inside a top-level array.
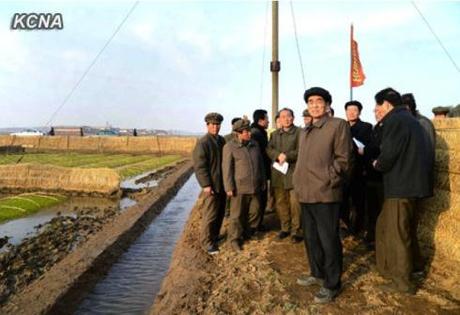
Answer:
[{"left": 350, "top": 24, "right": 365, "bottom": 87}]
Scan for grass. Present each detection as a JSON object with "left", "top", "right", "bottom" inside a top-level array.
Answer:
[
  {"left": 0, "top": 153, "right": 183, "bottom": 179},
  {"left": 0, "top": 193, "right": 67, "bottom": 223}
]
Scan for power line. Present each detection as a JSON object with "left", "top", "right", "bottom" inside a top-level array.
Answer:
[
  {"left": 45, "top": 1, "right": 140, "bottom": 127},
  {"left": 290, "top": 0, "right": 306, "bottom": 89},
  {"left": 411, "top": 1, "right": 460, "bottom": 74},
  {"left": 259, "top": 0, "right": 269, "bottom": 108}
]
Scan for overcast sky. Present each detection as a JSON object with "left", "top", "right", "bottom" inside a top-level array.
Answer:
[{"left": 1, "top": 0, "right": 459, "bottom": 133}]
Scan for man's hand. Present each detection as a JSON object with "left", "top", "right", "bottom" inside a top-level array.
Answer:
[
  {"left": 226, "top": 191, "right": 233, "bottom": 197},
  {"left": 203, "top": 186, "right": 213, "bottom": 195},
  {"left": 372, "top": 160, "right": 378, "bottom": 168},
  {"left": 358, "top": 147, "right": 364, "bottom": 155},
  {"left": 278, "top": 153, "right": 287, "bottom": 164}
]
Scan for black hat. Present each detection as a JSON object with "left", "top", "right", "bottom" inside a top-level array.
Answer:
[
  {"left": 344, "top": 100, "right": 363, "bottom": 111},
  {"left": 204, "top": 112, "right": 224, "bottom": 124},
  {"left": 304, "top": 87, "right": 332, "bottom": 104},
  {"left": 302, "top": 109, "right": 311, "bottom": 117},
  {"left": 232, "top": 118, "right": 251, "bottom": 132}
]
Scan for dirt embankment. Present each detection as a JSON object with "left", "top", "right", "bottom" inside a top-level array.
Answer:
[
  {"left": 152, "top": 197, "right": 460, "bottom": 315},
  {"left": 0, "top": 161, "right": 193, "bottom": 315}
]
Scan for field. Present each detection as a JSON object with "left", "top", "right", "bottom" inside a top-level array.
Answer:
[
  {"left": 0, "top": 153, "right": 183, "bottom": 222},
  {"left": 0, "top": 153, "right": 182, "bottom": 179},
  {"left": 0, "top": 193, "right": 67, "bottom": 223}
]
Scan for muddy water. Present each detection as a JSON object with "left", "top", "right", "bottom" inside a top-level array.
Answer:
[
  {"left": 75, "top": 175, "right": 200, "bottom": 315},
  {"left": 0, "top": 196, "right": 136, "bottom": 249}
]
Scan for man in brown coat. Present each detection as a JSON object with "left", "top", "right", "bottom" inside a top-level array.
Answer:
[
  {"left": 293, "top": 87, "right": 353, "bottom": 304},
  {"left": 222, "top": 118, "right": 266, "bottom": 251},
  {"left": 192, "top": 113, "right": 226, "bottom": 255},
  {"left": 267, "top": 107, "right": 302, "bottom": 242}
]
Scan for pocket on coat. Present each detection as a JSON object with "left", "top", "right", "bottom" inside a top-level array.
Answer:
[{"left": 328, "top": 165, "right": 341, "bottom": 188}]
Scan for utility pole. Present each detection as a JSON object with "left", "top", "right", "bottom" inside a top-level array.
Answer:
[{"left": 271, "top": 1, "right": 280, "bottom": 128}]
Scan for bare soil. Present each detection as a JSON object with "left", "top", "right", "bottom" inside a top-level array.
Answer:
[
  {"left": 0, "top": 161, "right": 193, "bottom": 315},
  {"left": 152, "top": 197, "right": 460, "bottom": 315}
]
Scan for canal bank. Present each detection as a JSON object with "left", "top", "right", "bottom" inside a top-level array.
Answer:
[{"left": 1, "top": 161, "right": 193, "bottom": 315}]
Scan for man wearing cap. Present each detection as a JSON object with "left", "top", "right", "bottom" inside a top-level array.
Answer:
[
  {"left": 372, "top": 88, "right": 432, "bottom": 294},
  {"left": 342, "top": 100, "right": 373, "bottom": 236},
  {"left": 223, "top": 118, "right": 266, "bottom": 251},
  {"left": 293, "top": 87, "right": 353, "bottom": 303},
  {"left": 192, "top": 112, "right": 226, "bottom": 255},
  {"left": 302, "top": 109, "right": 312, "bottom": 127},
  {"left": 267, "top": 107, "right": 302, "bottom": 243}
]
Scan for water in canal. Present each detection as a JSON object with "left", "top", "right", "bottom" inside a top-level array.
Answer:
[{"left": 75, "top": 175, "right": 200, "bottom": 315}]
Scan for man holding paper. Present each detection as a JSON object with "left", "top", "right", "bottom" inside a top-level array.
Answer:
[
  {"left": 267, "top": 108, "right": 302, "bottom": 242},
  {"left": 342, "top": 100, "right": 373, "bottom": 237}
]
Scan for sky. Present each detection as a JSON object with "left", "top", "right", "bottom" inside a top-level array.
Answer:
[{"left": 0, "top": 0, "right": 459, "bottom": 133}]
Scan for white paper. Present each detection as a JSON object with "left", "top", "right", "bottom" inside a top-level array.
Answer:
[
  {"left": 353, "top": 138, "right": 365, "bottom": 149},
  {"left": 273, "top": 161, "right": 289, "bottom": 175}
]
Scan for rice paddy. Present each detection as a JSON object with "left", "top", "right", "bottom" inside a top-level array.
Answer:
[
  {"left": 0, "top": 153, "right": 182, "bottom": 179},
  {"left": 0, "top": 193, "right": 67, "bottom": 223}
]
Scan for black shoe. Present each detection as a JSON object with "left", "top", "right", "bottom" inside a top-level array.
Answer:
[
  {"left": 313, "top": 286, "right": 340, "bottom": 304},
  {"left": 277, "top": 231, "right": 289, "bottom": 240},
  {"left": 257, "top": 224, "right": 268, "bottom": 232},
  {"left": 291, "top": 235, "right": 303, "bottom": 243},
  {"left": 207, "top": 244, "right": 219, "bottom": 255}
]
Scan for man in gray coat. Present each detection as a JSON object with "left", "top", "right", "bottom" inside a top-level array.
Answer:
[
  {"left": 293, "top": 87, "right": 353, "bottom": 304},
  {"left": 192, "top": 113, "right": 226, "bottom": 255},
  {"left": 222, "top": 118, "right": 266, "bottom": 251}
]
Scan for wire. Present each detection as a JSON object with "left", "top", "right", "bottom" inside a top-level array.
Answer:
[
  {"left": 411, "top": 1, "right": 460, "bottom": 74},
  {"left": 290, "top": 0, "right": 306, "bottom": 88},
  {"left": 45, "top": 1, "right": 140, "bottom": 127},
  {"left": 259, "top": 0, "right": 269, "bottom": 108}
]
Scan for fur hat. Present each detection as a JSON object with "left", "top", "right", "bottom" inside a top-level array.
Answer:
[
  {"left": 304, "top": 87, "right": 332, "bottom": 105},
  {"left": 232, "top": 118, "right": 251, "bottom": 132},
  {"left": 204, "top": 112, "right": 224, "bottom": 124}
]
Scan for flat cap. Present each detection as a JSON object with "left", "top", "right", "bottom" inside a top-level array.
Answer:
[
  {"left": 304, "top": 87, "right": 332, "bottom": 104},
  {"left": 204, "top": 112, "right": 224, "bottom": 124},
  {"left": 232, "top": 118, "right": 251, "bottom": 132},
  {"left": 302, "top": 109, "right": 311, "bottom": 117},
  {"left": 344, "top": 100, "right": 363, "bottom": 111}
]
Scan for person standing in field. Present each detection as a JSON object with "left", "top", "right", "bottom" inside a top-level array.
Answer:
[
  {"left": 192, "top": 113, "right": 226, "bottom": 255},
  {"left": 223, "top": 118, "right": 266, "bottom": 252},
  {"left": 293, "top": 87, "right": 353, "bottom": 304},
  {"left": 267, "top": 107, "right": 302, "bottom": 243}
]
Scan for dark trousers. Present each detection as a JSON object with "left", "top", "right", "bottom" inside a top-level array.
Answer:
[
  {"left": 257, "top": 187, "right": 268, "bottom": 228},
  {"left": 364, "top": 180, "right": 384, "bottom": 242},
  {"left": 376, "top": 198, "right": 417, "bottom": 290},
  {"left": 228, "top": 193, "right": 261, "bottom": 242},
  {"left": 301, "top": 202, "right": 342, "bottom": 290},
  {"left": 341, "top": 177, "right": 366, "bottom": 234},
  {"left": 199, "top": 192, "right": 226, "bottom": 249}
]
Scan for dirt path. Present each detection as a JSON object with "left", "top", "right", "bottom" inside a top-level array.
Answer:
[{"left": 152, "top": 198, "right": 460, "bottom": 314}]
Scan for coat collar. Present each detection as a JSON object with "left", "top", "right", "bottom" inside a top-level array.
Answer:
[
  {"left": 279, "top": 124, "right": 296, "bottom": 134},
  {"left": 306, "top": 115, "right": 329, "bottom": 130}
]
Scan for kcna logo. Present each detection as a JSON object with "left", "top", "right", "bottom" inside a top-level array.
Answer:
[{"left": 11, "top": 13, "right": 63, "bottom": 30}]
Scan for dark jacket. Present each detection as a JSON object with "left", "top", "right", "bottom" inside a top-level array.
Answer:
[
  {"left": 266, "top": 125, "right": 300, "bottom": 189},
  {"left": 293, "top": 116, "right": 353, "bottom": 203},
  {"left": 363, "top": 122, "right": 383, "bottom": 182},
  {"left": 222, "top": 138, "right": 266, "bottom": 195},
  {"left": 192, "top": 133, "right": 225, "bottom": 193},
  {"left": 350, "top": 119, "right": 373, "bottom": 177},
  {"left": 250, "top": 123, "right": 271, "bottom": 180},
  {"left": 375, "top": 107, "right": 433, "bottom": 199}
]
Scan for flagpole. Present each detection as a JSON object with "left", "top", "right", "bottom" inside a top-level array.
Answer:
[{"left": 350, "top": 23, "right": 353, "bottom": 101}]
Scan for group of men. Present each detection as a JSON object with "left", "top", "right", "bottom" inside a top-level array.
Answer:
[{"left": 192, "top": 86, "right": 434, "bottom": 304}]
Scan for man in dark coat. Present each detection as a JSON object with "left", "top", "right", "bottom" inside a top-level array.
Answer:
[
  {"left": 223, "top": 118, "right": 266, "bottom": 251},
  {"left": 192, "top": 112, "right": 226, "bottom": 255},
  {"left": 250, "top": 109, "right": 270, "bottom": 230},
  {"left": 342, "top": 100, "right": 373, "bottom": 236},
  {"left": 293, "top": 87, "right": 353, "bottom": 304},
  {"left": 373, "top": 88, "right": 433, "bottom": 294}
]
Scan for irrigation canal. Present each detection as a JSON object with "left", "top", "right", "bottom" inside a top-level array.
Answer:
[{"left": 75, "top": 175, "right": 200, "bottom": 314}]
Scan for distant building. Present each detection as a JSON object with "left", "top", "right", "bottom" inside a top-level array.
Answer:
[{"left": 51, "top": 126, "right": 84, "bottom": 136}]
